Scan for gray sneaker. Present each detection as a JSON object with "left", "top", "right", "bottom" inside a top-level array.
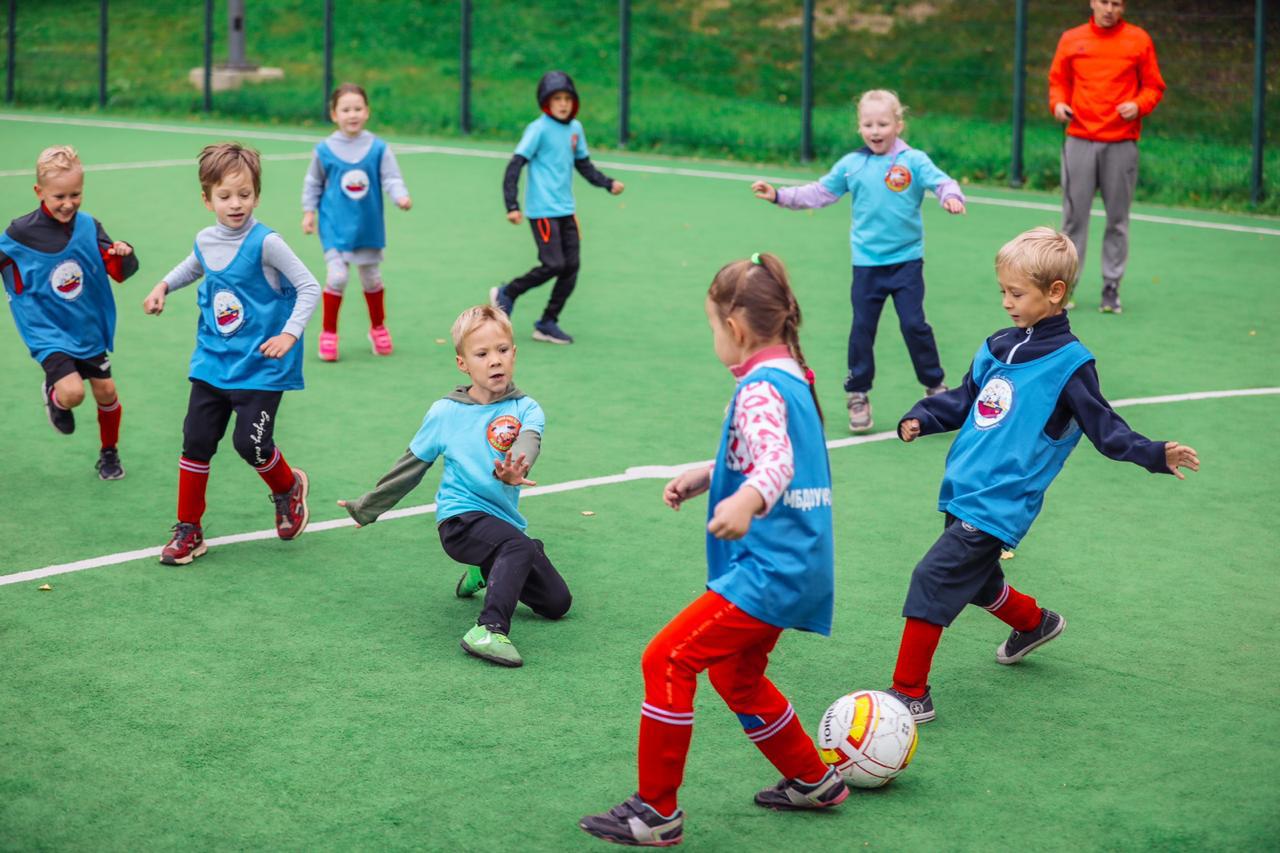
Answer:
[
  {"left": 754, "top": 766, "right": 849, "bottom": 810},
  {"left": 846, "top": 392, "right": 873, "bottom": 432},
  {"left": 579, "top": 794, "right": 684, "bottom": 847},
  {"left": 996, "top": 609, "right": 1065, "bottom": 665},
  {"left": 886, "top": 686, "right": 936, "bottom": 724},
  {"left": 1099, "top": 283, "right": 1122, "bottom": 314}
]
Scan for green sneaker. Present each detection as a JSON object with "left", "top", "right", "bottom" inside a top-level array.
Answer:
[
  {"left": 461, "top": 624, "right": 523, "bottom": 668},
  {"left": 455, "top": 565, "right": 486, "bottom": 598}
]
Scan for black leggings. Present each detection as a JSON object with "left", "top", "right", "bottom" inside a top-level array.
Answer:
[
  {"left": 505, "top": 215, "right": 581, "bottom": 323},
  {"left": 182, "top": 379, "right": 283, "bottom": 468}
]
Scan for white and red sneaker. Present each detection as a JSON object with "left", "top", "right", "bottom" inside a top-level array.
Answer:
[
  {"left": 318, "top": 330, "right": 339, "bottom": 362},
  {"left": 271, "top": 469, "right": 310, "bottom": 540},
  {"left": 160, "top": 522, "right": 207, "bottom": 565},
  {"left": 368, "top": 325, "right": 393, "bottom": 356}
]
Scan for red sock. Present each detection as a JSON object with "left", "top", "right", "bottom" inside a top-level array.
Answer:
[
  {"left": 747, "top": 705, "right": 829, "bottom": 783},
  {"left": 637, "top": 705, "right": 693, "bottom": 817},
  {"left": 254, "top": 447, "right": 296, "bottom": 494},
  {"left": 986, "top": 585, "right": 1042, "bottom": 632},
  {"left": 177, "top": 457, "right": 210, "bottom": 525},
  {"left": 892, "top": 618, "right": 944, "bottom": 698},
  {"left": 97, "top": 397, "right": 121, "bottom": 449},
  {"left": 364, "top": 287, "right": 385, "bottom": 327},
  {"left": 322, "top": 290, "right": 342, "bottom": 334}
]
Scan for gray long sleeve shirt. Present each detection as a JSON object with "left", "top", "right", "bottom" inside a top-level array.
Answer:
[
  {"left": 301, "top": 130, "right": 409, "bottom": 212},
  {"left": 161, "top": 217, "right": 320, "bottom": 340}
]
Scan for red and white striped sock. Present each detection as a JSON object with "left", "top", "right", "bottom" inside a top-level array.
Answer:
[
  {"left": 984, "top": 584, "right": 1042, "bottom": 632},
  {"left": 97, "top": 397, "right": 121, "bottom": 449},
  {"left": 637, "top": 703, "right": 693, "bottom": 817},
  {"left": 254, "top": 447, "right": 296, "bottom": 494},
  {"left": 892, "top": 618, "right": 944, "bottom": 698},
  {"left": 177, "top": 457, "right": 210, "bottom": 525},
  {"left": 322, "top": 289, "right": 342, "bottom": 334}
]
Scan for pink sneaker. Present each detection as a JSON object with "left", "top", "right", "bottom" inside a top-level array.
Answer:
[
  {"left": 318, "top": 330, "right": 339, "bottom": 362},
  {"left": 369, "top": 325, "right": 394, "bottom": 356}
]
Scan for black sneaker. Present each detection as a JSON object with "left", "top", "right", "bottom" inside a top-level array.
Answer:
[
  {"left": 754, "top": 766, "right": 848, "bottom": 810},
  {"left": 886, "top": 686, "right": 936, "bottom": 724},
  {"left": 95, "top": 447, "right": 125, "bottom": 480},
  {"left": 996, "top": 609, "right": 1066, "bottom": 665},
  {"left": 1099, "top": 283, "right": 1123, "bottom": 314},
  {"left": 42, "top": 381, "right": 75, "bottom": 435},
  {"left": 579, "top": 794, "right": 684, "bottom": 847},
  {"left": 532, "top": 319, "right": 574, "bottom": 345}
]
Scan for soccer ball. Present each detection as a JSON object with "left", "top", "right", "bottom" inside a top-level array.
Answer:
[{"left": 816, "top": 689, "right": 918, "bottom": 788}]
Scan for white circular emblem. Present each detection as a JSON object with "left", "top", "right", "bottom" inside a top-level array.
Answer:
[
  {"left": 50, "top": 260, "right": 85, "bottom": 301},
  {"left": 974, "top": 376, "right": 1014, "bottom": 430},
  {"left": 340, "top": 168, "right": 371, "bottom": 200},
  {"left": 212, "top": 289, "right": 245, "bottom": 336}
]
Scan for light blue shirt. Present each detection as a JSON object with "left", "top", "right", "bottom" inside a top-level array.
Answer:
[
  {"left": 409, "top": 394, "right": 546, "bottom": 530},
  {"left": 514, "top": 114, "right": 589, "bottom": 218},
  {"left": 819, "top": 140, "right": 958, "bottom": 266}
]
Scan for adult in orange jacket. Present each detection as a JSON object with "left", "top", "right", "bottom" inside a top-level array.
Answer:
[{"left": 1049, "top": 0, "right": 1165, "bottom": 314}]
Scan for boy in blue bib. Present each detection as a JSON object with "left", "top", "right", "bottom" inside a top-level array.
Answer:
[
  {"left": 144, "top": 143, "right": 320, "bottom": 566},
  {"left": 339, "top": 305, "right": 570, "bottom": 669},
  {"left": 490, "top": 70, "right": 624, "bottom": 345},
  {"left": 884, "top": 227, "right": 1199, "bottom": 724},
  {"left": 0, "top": 146, "right": 138, "bottom": 479}
]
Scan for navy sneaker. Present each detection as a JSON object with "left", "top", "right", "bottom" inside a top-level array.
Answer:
[
  {"left": 579, "top": 794, "right": 684, "bottom": 847},
  {"left": 42, "top": 381, "right": 75, "bottom": 435},
  {"left": 533, "top": 319, "right": 574, "bottom": 345},
  {"left": 489, "top": 284, "right": 514, "bottom": 316},
  {"left": 996, "top": 609, "right": 1066, "bottom": 665},
  {"left": 754, "top": 766, "right": 849, "bottom": 810},
  {"left": 96, "top": 447, "right": 125, "bottom": 480},
  {"left": 886, "top": 686, "right": 936, "bottom": 724}
]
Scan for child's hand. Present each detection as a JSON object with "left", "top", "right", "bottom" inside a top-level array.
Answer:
[
  {"left": 942, "top": 197, "right": 966, "bottom": 215},
  {"left": 1117, "top": 101, "right": 1139, "bottom": 121},
  {"left": 707, "top": 486, "right": 764, "bottom": 540},
  {"left": 259, "top": 333, "right": 297, "bottom": 358},
  {"left": 107, "top": 241, "right": 133, "bottom": 256},
  {"left": 609, "top": 180, "right": 625, "bottom": 195},
  {"left": 397, "top": 196, "right": 413, "bottom": 211},
  {"left": 1053, "top": 103, "right": 1074, "bottom": 123},
  {"left": 663, "top": 467, "right": 711, "bottom": 510},
  {"left": 1164, "top": 442, "right": 1200, "bottom": 480},
  {"left": 301, "top": 211, "right": 316, "bottom": 234},
  {"left": 751, "top": 180, "right": 778, "bottom": 202},
  {"left": 507, "top": 210, "right": 523, "bottom": 225},
  {"left": 335, "top": 500, "right": 363, "bottom": 528},
  {"left": 899, "top": 418, "right": 922, "bottom": 442},
  {"left": 493, "top": 452, "right": 537, "bottom": 487},
  {"left": 143, "top": 282, "right": 169, "bottom": 315}
]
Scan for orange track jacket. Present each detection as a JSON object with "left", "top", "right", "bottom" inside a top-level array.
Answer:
[{"left": 1048, "top": 18, "right": 1166, "bottom": 143}]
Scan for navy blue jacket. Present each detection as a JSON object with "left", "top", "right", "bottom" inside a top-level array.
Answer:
[{"left": 900, "top": 312, "right": 1168, "bottom": 474}]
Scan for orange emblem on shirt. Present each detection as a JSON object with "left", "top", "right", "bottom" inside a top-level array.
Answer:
[
  {"left": 885, "top": 164, "right": 912, "bottom": 192},
  {"left": 487, "top": 415, "right": 521, "bottom": 452}
]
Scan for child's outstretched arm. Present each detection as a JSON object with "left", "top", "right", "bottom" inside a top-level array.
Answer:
[
  {"left": 574, "top": 157, "right": 623, "bottom": 195},
  {"left": 503, "top": 155, "right": 528, "bottom": 224},
  {"left": 144, "top": 252, "right": 204, "bottom": 314},
  {"left": 381, "top": 147, "right": 412, "bottom": 211},
  {"left": 1164, "top": 443, "right": 1200, "bottom": 480},
  {"left": 752, "top": 179, "right": 841, "bottom": 210},
  {"left": 338, "top": 449, "right": 434, "bottom": 527},
  {"left": 914, "top": 152, "right": 967, "bottom": 214},
  {"left": 663, "top": 464, "right": 712, "bottom": 510},
  {"left": 1063, "top": 364, "right": 1189, "bottom": 475},
  {"left": 259, "top": 234, "right": 320, "bottom": 358},
  {"left": 301, "top": 149, "right": 325, "bottom": 234},
  {"left": 94, "top": 219, "right": 139, "bottom": 282},
  {"left": 899, "top": 368, "right": 979, "bottom": 440}
]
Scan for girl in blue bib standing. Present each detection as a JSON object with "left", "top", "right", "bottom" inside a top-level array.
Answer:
[
  {"left": 580, "top": 253, "right": 846, "bottom": 848},
  {"left": 301, "top": 83, "right": 412, "bottom": 362},
  {"left": 145, "top": 143, "right": 320, "bottom": 566},
  {"left": 752, "top": 89, "right": 966, "bottom": 434}
]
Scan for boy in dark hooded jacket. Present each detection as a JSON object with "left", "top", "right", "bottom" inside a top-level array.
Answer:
[{"left": 490, "top": 71, "right": 624, "bottom": 345}]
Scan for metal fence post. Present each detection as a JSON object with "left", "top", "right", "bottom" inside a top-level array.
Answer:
[
  {"left": 6, "top": 0, "right": 15, "bottom": 104},
  {"left": 801, "top": 0, "right": 814, "bottom": 162},
  {"left": 619, "top": 0, "right": 630, "bottom": 147},
  {"left": 1010, "top": 0, "right": 1027, "bottom": 188},
  {"left": 323, "top": 0, "right": 333, "bottom": 120},
  {"left": 203, "top": 0, "right": 213, "bottom": 112},
  {"left": 98, "top": 0, "right": 107, "bottom": 107},
  {"left": 1251, "top": 0, "right": 1267, "bottom": 205},
  {"left": 459, "top": 0, "right": 471, "bottom": 134}
]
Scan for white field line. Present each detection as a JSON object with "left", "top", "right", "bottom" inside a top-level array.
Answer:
[
  {"left": 3, "top": 113, "right": 1278, "bottom": 237},
  {"left": 2, "top": 386, "right": 1276, "bottom": 588}
]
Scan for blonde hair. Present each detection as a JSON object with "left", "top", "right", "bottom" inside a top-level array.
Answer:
[
  {"left": 35, "top": 145, "right": 82, "bottom": 183},
  {"left": 451, "top": 305, "right": 513, "bottom": 352},
  {"left": 198, "top": 142, "right": 262, "bottom": 197},
  {"left": 995, "top": 227, "right": 1079, "bottom": 291},
  {"left": 857, "top": 89, "right": 906, "bottom": 125}
]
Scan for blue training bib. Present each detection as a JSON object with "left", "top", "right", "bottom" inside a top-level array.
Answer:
[{"left": 317, "top": 137, "right": 386, "bottom": 252}]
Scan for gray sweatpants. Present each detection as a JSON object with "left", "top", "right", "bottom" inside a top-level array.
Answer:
[{"left": 1060, "top": 136, "right": 1139, "bottom": 292}]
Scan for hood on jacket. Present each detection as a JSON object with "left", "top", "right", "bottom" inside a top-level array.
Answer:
[{"left": 537, "top": 70, "right": 580, "bottom": 122}]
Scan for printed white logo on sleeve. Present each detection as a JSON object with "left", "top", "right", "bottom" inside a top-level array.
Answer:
[
  {"left": 212, "top": 289, "right": 245, "bottom": 336},
  {"left": 340, "top": 168, "right": 371, "bottom": 200},
  {"left": 50, "top": 260, "right": 85, "bottom": 301},
  {"left": 974, "top": 376, "right": 1014, "bottom": 430}
]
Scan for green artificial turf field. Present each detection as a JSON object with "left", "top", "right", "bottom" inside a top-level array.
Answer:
[{"left": 1, "top": 111, "right": 1277, "bottom": 850}]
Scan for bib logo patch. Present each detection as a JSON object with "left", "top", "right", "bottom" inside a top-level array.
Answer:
[
  {"left": 212, "top": 289, "right": 245, "bottom": 336},
  {"left": 885, "top": 164, "right": 912, "bottom": 192},
  {"left": 487, "top": 415, "right": 521, "bottom": 452},
  {"left": 340, "top": 168, "right": 371, "bottom": 200},
  {"left": 974, "top": 376, "right": 1014, "bottom": 430},
  {"left": 51, "top": 260, "right": 85, "bottom": 301}
]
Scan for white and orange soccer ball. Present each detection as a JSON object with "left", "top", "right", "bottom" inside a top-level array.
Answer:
[{"left": 816, "top": 689, "right": 918, "bottom": 788}]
